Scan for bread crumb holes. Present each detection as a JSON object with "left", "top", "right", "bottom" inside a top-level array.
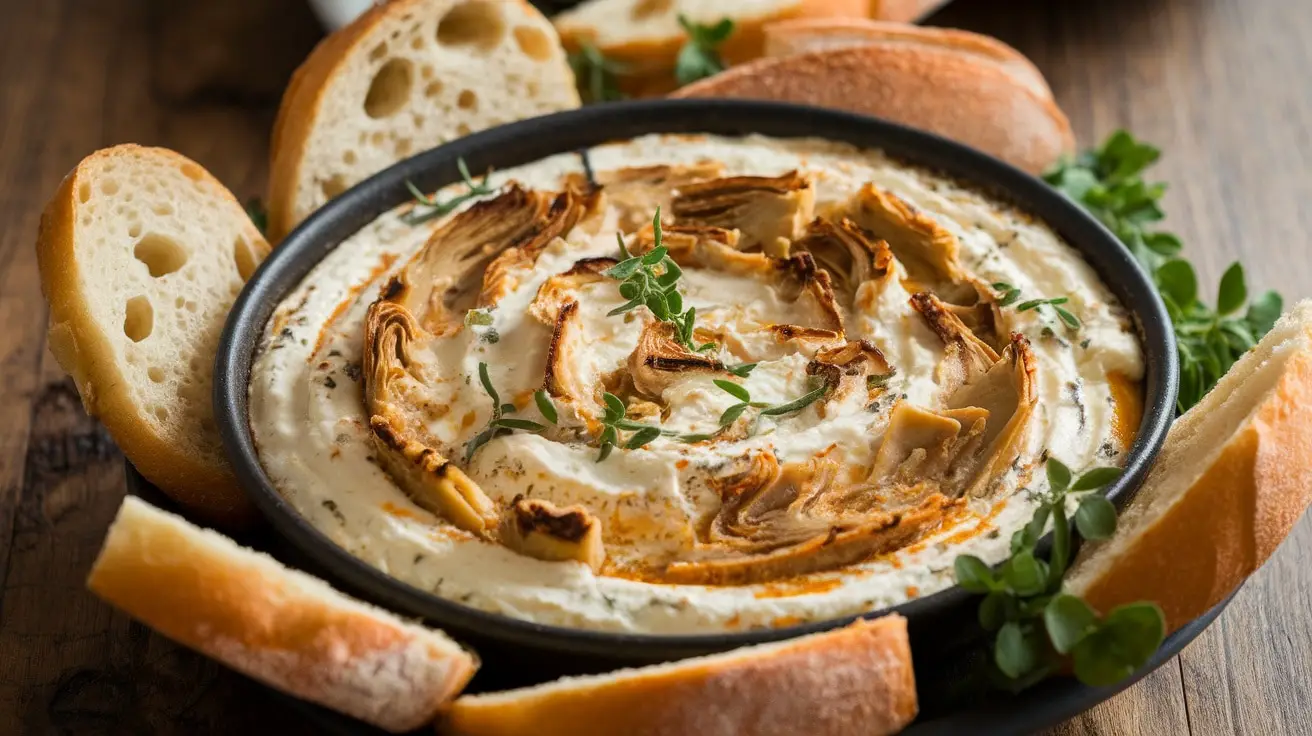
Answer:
[
  {"left": 180, "top": 163, "right": 204, "bottom": 181},
  {"left": 134, "top": 233, "right": 189, "bottom": 277},
  {"left": 424, "top": 80, "right": 443, "bottom": 98},
  {"left": 437, "top": 1, "right": 505, "bottom": 52},
  {"left": 78, "top": 182, "right": 92, "bottom": 203},
  {"left": 513, "top": 26, "right": 552, "bottom": 61},
  {"left": 148, "top": 367, "right": 165, "bottom": 383},
  {"left": 365, "top": 58, "right": 414, "bottom": 119},
  {"left": 124, "top": 296, "right": 154, "bottom": 342},
  {"left": 457, "top": 89, "right": 478, "bottom": 111}
]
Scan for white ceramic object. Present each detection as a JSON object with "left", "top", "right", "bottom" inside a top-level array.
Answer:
[{"left": 308, "top": 0, "right": 374, "bottom": 30}]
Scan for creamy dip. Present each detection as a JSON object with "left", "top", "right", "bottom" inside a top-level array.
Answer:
[{"left": 250, "top": 134, "right": 1143, "bottom": 634}]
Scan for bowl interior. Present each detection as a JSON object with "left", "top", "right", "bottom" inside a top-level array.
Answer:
[{"left": 215, "top": 99, "right": 1178, "bottom": 662}]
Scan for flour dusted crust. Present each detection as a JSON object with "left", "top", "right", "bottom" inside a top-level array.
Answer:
[
  {"left": 672, "top": 45, "right": 1073, "bottom": 174},
  {"left": 87, "top": 497, "right": 477, "bottom": 733},
  {"left": 1066, "top": 301, "right": 1312, "bottom": 634},
  {"left": 442, "top": 614, "right": 917, "bottom": 736}
]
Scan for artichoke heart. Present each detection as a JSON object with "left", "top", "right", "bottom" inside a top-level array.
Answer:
[
  {"left": 671, "top": 171, "right": 815, "bottom": 258},
  {"left": 499, "top": 496, "right": 606, "bottom": 571}
]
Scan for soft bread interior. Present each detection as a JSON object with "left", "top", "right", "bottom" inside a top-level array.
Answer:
[
  {"left": 88, "top": 496, "right": 476, "bottom": 731},
  {"left": 48, "top": 147, "right": 267, "bottom": 475},
  {"left": 272, "top": 0, "right": 579, "bottom": 238},
  {"left": 1065, "top": 301, "right": 1312, "bottom": 594}
]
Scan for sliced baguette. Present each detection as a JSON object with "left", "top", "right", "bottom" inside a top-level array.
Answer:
[
  {"left": 441, "top": 615, "right": 916, "bottom": 736},
  {"left": 672, "top": 44, "right": 1074, "bottom": 174},
  {"left": 554, "top": 0, "right": 868, "bottom": 96},
  {"left": 1066, "top": 301, "right": 1312, "bottom": 635},
  {"left": 37, "top": 145, "right": 268, "bottom": 525},
  {"left": 762, "top": 18, "right": 1053, "bottom": 100},
  {"left": 88, "top": 496, "right": 478, "bottom": 733},
  {"left": 868, "top": 0, "right": 953, "bottom": 22},
  {"left": 268, "top": 0, "right": 581, "bottom": 241}
]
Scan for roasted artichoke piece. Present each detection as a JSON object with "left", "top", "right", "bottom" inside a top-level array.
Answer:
[
  {"left": 943, "top": 333, "right": 1039, "bottom": 498},
  {"left": 836, "top": 183, "right": 969, "bottom": 294},
  {"left": 628, "top": 223, "right": 741, "bottom": 262},
  {"left": 528, "top": 257, "right": 617, "bottom": 326},
  {"left": 792, "top": 216, "right": 895, "bottom": 303},
  {"left": 542, "top": 300, "right": 590, "bottom": 405},
  {"left": 363, "top": 301, "right": 497, "bottom": 534},
  {"left": 867, "top": 403, "right": 988, "bottom": 494},
  {"left": 664, "top": 452, "right": 954, "bottom": 585},
  {"left": 567, "top": 162, "right": 727, "bottom": 231},
  {"left": 499, "top": 496, "right": 606, "bottom": 570},
  {"left": 806, "top": 339, "right": 893, "bottom": 418},
  {"left": 910, "top": 291, "right": 1000, "bottom": 400},
  {"left": 478, "top": 186, "right": 603, "bottom": 308},
  {"left": 628, "top": 320, "right": 725, "bottom": 400},
  {"left": 671, "top": 172, "right": 815, "bottom": 257}
]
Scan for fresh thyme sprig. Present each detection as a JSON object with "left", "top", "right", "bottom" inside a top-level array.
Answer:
[
  {"left": 954, "top": 458, "right": 1165, "bottom": 689},
  {"left": 568, "top": 42, "right": 628, "bottom": 103},
  {"left": 596, "top": 393, "right": 667, "bottom": 461},
  {"left": 726, "top": 362, "right": 757, "bottom": 378},
  {"left": 991, "top": 283, "right": 1081, "bottom": 330},
  {"left": 464, "top": 363, "right": 552, "bottom": 463},
  {"left": 1044, "top": 130, "right": 1283, "bottom": 411},
  {"left": 711, "top": 377, "right": 828, "bottom": 429},
  {"left": 675, "top": 15, "right": 733, "bottom": 86},
  {"left": 606, "top": 208, "right": 715, "bottom": 353},
  {"left": 402, "top": 158, "right": 495, "bottom": 226}
]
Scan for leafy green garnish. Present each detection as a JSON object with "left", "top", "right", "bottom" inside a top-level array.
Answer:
[
  {"left": 464, "top": 363, "right": 548, "bottom": 463},
  {"left": 675, "top": 15, "right": 733, "bottom": 86},
  {"left": 244, "top": 197, "right": 268, "bottom": 236},
  {"left": 991, "top": 283, "right": 1080, "bottom": 330},
  {"left": 606, "top": 208, "right": 715, "bottom": 353},
  {"left": 1045, "top": 131, "right": 1282, "bottom": 411},
  {"left": 726, "top": 362, "right": 758, "bottom": 378},
  {"left": 568, "top": 42, "right": 628, "bottom": 103},
  {"left": 711, "top": 377, "right": 828, "bottom": 429},
  {"left": 992, "top": 282, "right": 1022, "bottom": 307},
  {"left": 402, "top": 158, "right": 496, "bottom": 225},
  {"left": 954, "top": 457, "right": 1165, "bottom": 688},
  {"left": 595, "top": 392, "right": 670, "bottom": 461}
]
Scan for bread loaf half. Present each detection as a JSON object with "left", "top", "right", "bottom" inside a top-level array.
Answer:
[
  {"left": 441, "top": 615, "right": 917, "bottom": 736},
  {"left": 37, "top": 145, "right": 268, "bottom": 525},
  {"left": 267, "top": 0, "right": 580, "bottom": 241},
  {"left": 762, "top": 18, "right": 1052, "bottom": 100},
  {"left": 88, "top": 496, "right": 478, "bottom": 732},
  {"left": 672, "top": 44, "right": 1074, "bottom": 174},
  {"left": 1066, "top": 301, "right": 1312, "bottom": 634}
]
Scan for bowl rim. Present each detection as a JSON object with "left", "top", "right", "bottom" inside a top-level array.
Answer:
[{"left": 215, "top": 98, "right": 1178, "bottom": 659}]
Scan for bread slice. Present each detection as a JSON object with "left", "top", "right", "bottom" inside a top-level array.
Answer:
[
  {"left": 671, "top": 44, "right": 1074, "bottom": 174},
  {"left": 267, "top": 0, "right": 581, "bottom": 241},
  {"left": 1066, "top": 301, "right": 1312, "bottom": 635},
  {"left": 37, "top": 145, "right": 268, "bottom": 525},
  {"left": 762, "top": 18, "right": 1053, "bottom": 100},
  {"left": 88, "top": 496, "right": 478, "bottom": 732},
  {"left": 868, "top": 0, "right": 953, "bottom": 22},
  {"left": 441, "top": 615, "right": 917, "bottom": 736},
  {"left": 554, "top": 0, "right": 868, "bottom": 96}
]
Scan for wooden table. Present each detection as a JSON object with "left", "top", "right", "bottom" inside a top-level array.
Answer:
[{"left": 2, "top": 0, "right": 1309, "bottom": 733}]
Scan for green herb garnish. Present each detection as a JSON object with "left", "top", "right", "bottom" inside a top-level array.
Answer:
[
  {"left": 464, "top": 308, "right": 499, "bottom": 343},
  {"left": 245, "top": 197, "right": 268, "bottom": 236},
  {"left": 726, "top": 362, "right": 758, "bottom": 378},
  {"left": 711, "top": 377, "right": 828, "bottom": 428},
  {"left": 954, "top": 457, "right": 1165, "bottom": 688},
  {"left": 675, "top": 15, "right": 733, "bottom": 86},
  {"left": 596, "top": 392, "right": 662, "bottom": 461},
  {"left": 991, "top": 283, "right": 1081, "bottom": 330},
  {"left": 1045, "top": 131, "right": 1282, "bottom": 411},
  {"left": 464, "top": 363, "right": 549, "bottom": 463},
  {"left": 568, "top": 42, "right": 628, "bottom": 103},
  {"left": 403, "top": 158, "right": 495, "bottom": 226},
  {"left": 606, "top": 208, "right": 715, "bottom": 353}
]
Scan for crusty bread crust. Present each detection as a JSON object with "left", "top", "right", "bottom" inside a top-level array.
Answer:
[
  {"left": 37, "top": 146, "right": 262, "bottom": 526},
  {"left": 762, "top": 18, "right": 1053, "bottom": 100},
  {"left": 1067, "top": 304, "right": 1312, "bottom": 634},
  {"left": 441, "top": 615, "right": 916, "bottom": 736},
  {"left": 869, "top": 0, "right": 950, "bottom": 22},
  {"left": 672, "top": 44, "right": 1074, "bottom": 174},
  {"left": 88, "top": 497, "right": 478, "bottom": 733}
]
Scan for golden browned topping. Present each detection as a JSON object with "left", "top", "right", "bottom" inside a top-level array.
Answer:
[
  {"left": 569, "top": 162, "right": 727, "bottom": 231},
  {"left": 671, "top": 172, "right": 816, "bottom": 257},
  {"left": 628, "top": 320, "right": 725, "bottom": 399},
  {"left": 499, "top": 496, "right": 606, "bottom": 570},
  {"left": 792, "top": 217, "right": 894, "bottom": 302}
]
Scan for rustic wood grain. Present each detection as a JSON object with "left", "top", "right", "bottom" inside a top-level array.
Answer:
[{"left": 0, "top": 0, "right": 1309, "bottom": 733}]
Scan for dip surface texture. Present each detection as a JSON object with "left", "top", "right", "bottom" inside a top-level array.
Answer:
[{"left": 249, "top": 134, "right": 1144, "bottom": 634}]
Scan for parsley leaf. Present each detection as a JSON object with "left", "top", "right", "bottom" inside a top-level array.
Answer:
[{"left": 674, "top": 15, "right": 733, "bottom": 86}]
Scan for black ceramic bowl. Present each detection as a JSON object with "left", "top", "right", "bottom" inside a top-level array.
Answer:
[{"left": 215, "top": 99, "right": 1178, "bottom": 675}]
